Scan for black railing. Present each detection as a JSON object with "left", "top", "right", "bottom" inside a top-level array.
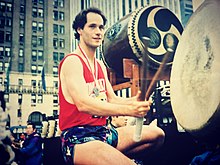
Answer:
[{"left": 3, "top": 84, "right": 58, "bottom": 95}]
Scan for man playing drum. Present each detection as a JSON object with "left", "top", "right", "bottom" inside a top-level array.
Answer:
[{"left": 58, "top": 7, "right": 165, "bottom": 165}]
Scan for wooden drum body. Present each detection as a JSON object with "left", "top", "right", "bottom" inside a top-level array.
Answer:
[
  {"left": 102, "top": 6, "right": 183, "bottom": 83},
  {"left": 170, "top": 0, "right": 220, "bottom": 144}
]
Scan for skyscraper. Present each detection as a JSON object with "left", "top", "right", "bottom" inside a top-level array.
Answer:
[{"left": 0, "top": 0, "right": 70, "bottom": 126}]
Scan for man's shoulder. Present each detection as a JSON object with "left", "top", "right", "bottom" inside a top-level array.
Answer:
[
  {"left": 61, "top": 54, "right": 83, "bottom": 68},
  {"left": 31, "top": 133, "right": 42, "bottom": 140}
]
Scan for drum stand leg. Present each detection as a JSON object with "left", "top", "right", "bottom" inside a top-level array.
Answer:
[{"left": 107, "top": 59, "right": 140, "bottom": 96}]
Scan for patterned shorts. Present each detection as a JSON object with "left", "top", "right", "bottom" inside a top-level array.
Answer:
[{"left": 60, "top": 125, "right": 118, "bottom": 165}]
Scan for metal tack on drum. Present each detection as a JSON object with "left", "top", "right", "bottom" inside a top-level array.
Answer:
[{"left": 102, "top": 5, "right": 183, "bottom": 83}]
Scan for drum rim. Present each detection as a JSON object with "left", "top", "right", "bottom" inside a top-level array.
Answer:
[
  {"left": 170, "top": 0, "right": 220, "bottom": 143},
  {"left": 127, "top": 5, "right": 182, "bottom": 68}
]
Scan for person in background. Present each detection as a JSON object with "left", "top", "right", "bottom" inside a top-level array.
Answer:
[
  {"left": 18, "top": 122, "right": 42, "bottom": 165},
  {"left": 59, "top": 7, "right": 165, "bottom": 165},
  {"left": 19, "top": 133, "right": 25, "bottom": 148}
]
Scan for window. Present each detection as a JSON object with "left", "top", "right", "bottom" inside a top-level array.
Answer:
[
  {"left": 5, "top": 32, "right": 11, "bottom": 42},
  {"left": 20, "top": 5, "right": 25, "bottom": 13},
  {"left": 19, "top": 33, "right": 24, "bottom": 43},
  {"left": 18, "top": 94, "right": 22, "bottom": 105},
  {"left": 28, "top": 112, "right": 43, "bottom": 125},
  {"left": 32, "top": 0, "right": 38, "bottom": 4},
  {"left": 59, "top": 39, "right": 65, "bottom": 48},
  {"left": 38, "top": 36, "right": 43, "bottom": 46},
  {"left": 39, "top": 0, "right": 44, "bottom": 4},
  {"left": 53, "top": 11, "right": 58, "bottom": 20},
  {"left": 53, "top": 24, "right": 58, "bottom": 33},
  {"left": 53, "top": 38, "right": 58, "bottom": 48},
  {"left": 186, "top": 4, "right": 193, "bottom": 8},
  {"left": 53, "top": 110, "right": 58, "bottom": 116},
  {"left": 31, "top": 93, "right": 36, "bottom": 104},
  {"left": 0, "top": 31, "right": 3, "bottom": 43},
  {"left": 0, "top": 47, "right": 3, "bottom": 56},
  {"left": 60, "top": 52, "right": 64, "bottom": 61},
  {"left": 59, "top": 0, "right": 64, "bottom": 7},
  {"left": 18, "top": 79, "right": 23, "bottom": 86},
  {"left": 174, "top": 0, "right": 178, "bottom": 14},
  {"left": 18, "top": 63, "right": 24, "bottom": 72},
  {"left": 59, "top": 25, "right": 65, "bottom": 34},
  {"left": 4, "top": 93, "right": 9, "bottom": 102},
  {"left": 32, "top": 21, "right": 37, "bottom": 31},
  {"left": 169, "top": 0, "right": 173, "bottom": 11},
  {"left": 31, "top": 80, "right": 37, "bottom": 88},
  {"left": 53, "top": 81, "right": 58, "bottom": 88},
  {"left": 38, "top": 50, "right": 43, "bottom": 60},
  {"left": 164, "top": 0, "right": 167, "bottom": 7},
  {"left": 17, "top": 109, "right": 22, "bottom": 117},
  {"left": 5, "top": 47, "right": 11, "bottom": 56},
  {"left": 0, "top": 61, "right": 3, "bottom": 72},
  {"left": 38, "top": 22, "right": 43, "bottom": 31},
  {"left": 32, "top": 50, "right": 37, "bottom": 61},
  {"left": 0, "top": 2, "right": 6, "bottom": 12},
  {"left": 53, "top": 0, "right": 58, "bottom": 7},
  {"left": 38, "top": 65, "right": 43, "bottom": 74},
  {"left": 6, "top": 3, "right": 12, "bottom": 12},
  {"left": 32, "top": 35, "right": 37, "bottom": 47},
  {"left": 53, "top": 95, "right": 58, "bottom": 104},
  {"left": 5, "top": 18, "right": 12, "bottom": 27},
  {"left": 32, "top": 7, "right": 37, "bottom": 17},
  {"left": 31, "top": 64, "right": 37, "bottom": 74},
  {"left": 53, "top": 66, "right": 58, "bottom": 75},
  {"left": 0, "top": 77, "right": 2, "bottom": 85},
  {"left": 37, "top": 94, "right": 43, "bottom": 103},
  {"left": 20, "top": 19, "right": 24, "bottom": 28},
  {"left": 53, "top": 52, "right": 58, "bottom": 62},
  {"left": 38, "top": 8, "right": 43, "bottom": 17},
  {"left": 0, "top": 17, "right": 5, "bottom": 28},
  {"left": 59, "top": 12, "right": 64, "bottom": 20},
  {"left": 5, "top": 62, "right": 9, "bottom": 71},
  {"left": 19, "top": 49, "right": 24, "bottom": 57}
]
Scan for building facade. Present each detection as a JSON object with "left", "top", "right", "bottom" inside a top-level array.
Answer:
[
  {"left": 0, "top": 0, "right": 71, "bottom": 127},
  {"left": 180, "top": 0, "right": 193, "bottom": 27}
]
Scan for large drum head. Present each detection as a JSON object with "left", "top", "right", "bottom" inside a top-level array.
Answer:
[
  {"left": 170, "top": 0, "right": 220, "bottom": 144},
  {"left": 103, "top": 6, "right": 183, "bottom": 83}
]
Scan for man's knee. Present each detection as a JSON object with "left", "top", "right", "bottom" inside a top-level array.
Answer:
[
  {"left": 148, "top": 126, "right": 165, "bottom": 147},
  {"left": 143, "top": 126, "right": 165, "bottom": 145}
]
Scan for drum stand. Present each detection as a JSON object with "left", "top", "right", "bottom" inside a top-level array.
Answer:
[
  {"left": 108, "top": 58, "right": 171, "bottom": 95},
  {"left": 107, "top": 58, "right": 175, "bottom": 126}
]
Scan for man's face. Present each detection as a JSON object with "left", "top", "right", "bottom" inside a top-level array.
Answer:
[
  {"left": 78, "top": 12, "right": 105, "bottom": 48},
  {"left": 26, "top": 125, "right": 35, "bottom": 135}
]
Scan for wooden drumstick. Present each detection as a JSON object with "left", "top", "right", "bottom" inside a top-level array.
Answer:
[
  {"left": 145, "top": 48, "right": 174, "bottom": 99},
  {"left": 134, "top": 37, "right": 173, "bottom": 141},
  {"left": 134, "top": 37, "right": 150, "bottom": 142}
]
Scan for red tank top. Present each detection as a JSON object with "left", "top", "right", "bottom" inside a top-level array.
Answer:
[{"left": 58, "top": 54, "right": 108, "bottom": 131}]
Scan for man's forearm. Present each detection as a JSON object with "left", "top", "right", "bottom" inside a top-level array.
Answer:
[
  {"left": 108, "top": 95, "right": 137, "bottom": 105},
  {"left": 77, "top": 97, "right": 131, "bottom": 117}
]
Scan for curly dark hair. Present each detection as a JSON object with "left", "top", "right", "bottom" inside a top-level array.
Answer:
[{"left": 72, "top": 7, "right": 107, "bottom": 40}]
